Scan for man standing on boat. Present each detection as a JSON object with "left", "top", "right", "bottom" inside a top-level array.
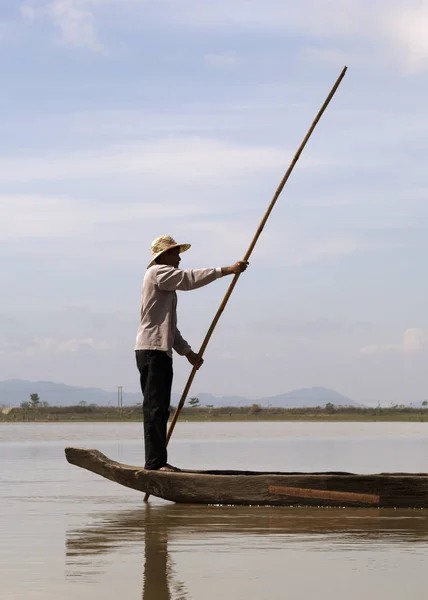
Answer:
[{"left": 135, "top": 235, "right": 248, "bottom": 472}]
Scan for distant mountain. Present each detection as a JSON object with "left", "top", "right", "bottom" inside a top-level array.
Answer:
[
  {"left": 263, "top": 387, "right": 360, "bottom": 408},
  {"left": 0, "top": 379, "right": 362, "bottom": 408},
  {"left": 0, "top": 379, "right": 141, "bottom": 408}
]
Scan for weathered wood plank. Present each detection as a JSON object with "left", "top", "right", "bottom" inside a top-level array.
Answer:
[{"left": 268, "top": 484, "right": 380, "bottom": 505}]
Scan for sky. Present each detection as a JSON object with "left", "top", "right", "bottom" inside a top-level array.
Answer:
[{"left": 1, "top": 0, "right": 428, "bottom": 405}]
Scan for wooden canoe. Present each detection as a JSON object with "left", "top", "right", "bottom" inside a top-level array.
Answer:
[{"left": 65, "top": 447, "right": 428, "bottom": 508}]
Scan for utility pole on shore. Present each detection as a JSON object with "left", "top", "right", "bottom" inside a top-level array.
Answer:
[{"left": 117, "top": 386, "right": 123, "bottom": 412}]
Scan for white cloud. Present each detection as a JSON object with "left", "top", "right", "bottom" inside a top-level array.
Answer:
[
  {"left": 20, "top": 5, "right": 37, "bottom": 20},
  {"left": 385, "top": 6, "right": 428, "bottom": 72},
  {"left": 164, "top": 0, "right": 364, "bottom": 34},
  {"left": 50, "top": 0, "right": 101, "bottom": 49},
  {"left": 0, "top": 336, "right": 111, "bottom": 356},
  {"left": 56, "top": 337, "right": 111, "bottom": 352},
  {"left": 18, "top": 1, "right": 428, "bottom": 72},
  {"left": 0, "top": 195, "right": 368, "bottom": 267},
  {"left": 0, "top": 137, "right": 337, "bottom": 185},
  {"left": 21, "top": 0, "right": 102, "bottom": 50},
  {"left": 402, "top": 328, "right": 428, "bottom": 353},
  {"left": 0, "top": 193, "right": 222, "bottom": 241},
  {"left": 141, "top": 1, "right": 428, "bottom": 73},
  {"left": 0, "top": 133, "right": 319, "bottom": 245},
  {"left": 359, "top": 328, "right": 428, "bottom": 355},
  {"left": 185, "top": 216, "right": 371, "bottom": 267}
]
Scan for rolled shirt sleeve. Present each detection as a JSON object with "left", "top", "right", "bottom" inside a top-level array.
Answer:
[{"left": 156, "top": 266, "right": 223, "bottom": 292}]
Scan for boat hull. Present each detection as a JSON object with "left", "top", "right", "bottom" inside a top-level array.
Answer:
[{"left": 65, "top": 447, "right": 428, "bottom": 508}]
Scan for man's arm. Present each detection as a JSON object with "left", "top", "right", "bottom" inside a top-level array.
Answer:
[
  {"left": 173, "top": 328, "right": 204, "bottom": 369},
  {"left": 156, "top": 262, "right": 248, "bottom": 292},
  {"left": 173, "top": 327, "right": 191, "bottom": 356}
]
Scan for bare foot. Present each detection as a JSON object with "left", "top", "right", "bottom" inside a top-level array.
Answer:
[{"left": 158, "top": 463, "right": 180, "bottom": 472}]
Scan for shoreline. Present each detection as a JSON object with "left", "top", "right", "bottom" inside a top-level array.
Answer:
[{"left": 1, "top": 411, "right": 428, "bottom": 424}]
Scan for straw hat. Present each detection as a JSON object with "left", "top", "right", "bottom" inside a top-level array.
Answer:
[{"left": 147, "top": 235, "right": 191, "bottom": 268}]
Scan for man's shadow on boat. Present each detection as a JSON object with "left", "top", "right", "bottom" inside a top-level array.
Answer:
[{"left": 65, "top": 503, "right": 428, "bottom": 598}]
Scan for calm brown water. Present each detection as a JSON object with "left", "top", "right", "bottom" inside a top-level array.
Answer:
[{"left": 1, "top": 422, "right": 428, "bottom": 599}]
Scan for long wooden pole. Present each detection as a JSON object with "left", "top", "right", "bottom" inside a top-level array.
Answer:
[{"left": 144, "top": 66, "right": 347, "bottom": 501}]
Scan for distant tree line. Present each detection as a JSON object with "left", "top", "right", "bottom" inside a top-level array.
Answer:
[{"left": 1, "top": 394, "right": 426, "bottom": 423}]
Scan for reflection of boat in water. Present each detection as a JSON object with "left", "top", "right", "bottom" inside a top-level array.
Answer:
[
  {"left": 67, "top": 504, "right": 428, "bottom": 551},
  {"left": 66, "top": 504, "right": 428, "bottom": 597},
  {"left": 65, "top": 447, "right": 428, "bottom": 508}
]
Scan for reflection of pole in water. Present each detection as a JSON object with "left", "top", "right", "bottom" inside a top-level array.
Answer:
[
  {"left": 142, "top": 508, "right": 188, "bottom": 600},
  {"left": 142, "top": 519, "right": 169, "bottom": 600},
  {"left": 65, "top": 506, "right": 189, "bottom": 597}
]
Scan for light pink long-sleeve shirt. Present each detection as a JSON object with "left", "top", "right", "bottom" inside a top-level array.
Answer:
[{"left": 135, "top": 264, "right": 223, "bottom": 357}]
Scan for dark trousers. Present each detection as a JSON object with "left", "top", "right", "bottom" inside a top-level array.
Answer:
[{"left": 135, "top": 350, "right": 173, "bottom": 470}]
